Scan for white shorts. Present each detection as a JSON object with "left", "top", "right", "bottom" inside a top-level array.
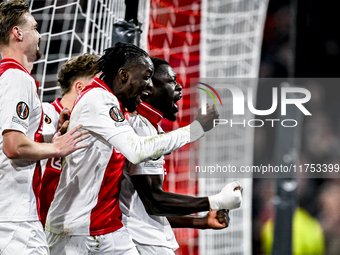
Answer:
[
  {"left": 0, "top": 221, "right": 49, "bottom": 255},
  {"left": 133, "top": 240, "right": 175, "bottom": 255},
  {"left": 46, "top": 227, "right": 138, "bottom": 255}
]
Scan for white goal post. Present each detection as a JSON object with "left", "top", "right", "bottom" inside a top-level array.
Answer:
[{"left": 199, "top": 0, "right": 269, "bottom": 254}]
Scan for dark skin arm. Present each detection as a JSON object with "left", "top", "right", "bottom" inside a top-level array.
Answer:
[
  {"left": 57, "top": 108, "right": 71, "bottom": 134},
  {"left": 195, "top": 104, "right": 219, "bottom": 132},
  {"left": 131, "top": 174, "right": 210, "bottom": 217},
  {"left": 167, "top": 210, "right": 230, "bottom": 229}
]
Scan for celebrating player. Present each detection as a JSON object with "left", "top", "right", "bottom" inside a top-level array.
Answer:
[
  {"left": 120, "top": 57, "right": 241, "bottom": 254},
  {"left": 0, "top": 1, "right": 89, "bottom": 254},
  {"left": 45, "top": 42, "right": 219, "bottom": 255},
  {"left": 40, "top": 53, "right": 100, "bottom": 227}
]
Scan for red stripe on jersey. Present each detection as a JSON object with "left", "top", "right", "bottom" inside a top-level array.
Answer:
[
  {"left": 51, "top": 98, "right": 63, "bottom": 114},
  {"left": 40, "top": 157, "right": 62, "bottom": 227},
  {"left": 74, "top": 77, "right": 125, "bottom": 112},
  {"left": 137, "top": 101, "right": 163, "bottom": 130},
  {"left": 40, "top": 101, "right": 63, "bottom": 226},
  {"left": 0, "top": 58, "right": 30, "bottom": 75},
  {"left": 0, "top": 58, "right": 40, "bottom": 91},
  {"left": 89, "top": 148, "right": 125, "bottom": 235},
  {"left": 33, "top": 84, "right": 44, "bottom": 221}
]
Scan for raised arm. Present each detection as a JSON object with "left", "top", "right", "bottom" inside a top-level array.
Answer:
[{"left": 109, "top": 105, "right": 219, "bottom": 164}]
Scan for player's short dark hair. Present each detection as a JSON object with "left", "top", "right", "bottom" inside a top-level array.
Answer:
[
  {"left": 57, "top": 53, "right": 100, "bottom": 96},
  {"left": 151, "top": 57, "right": 170, "bottom": 75},
  {"left": 96, "top": 42, "right": 150, "bottom": 86},
  {"left": 0, "top": 0, "right": 29, "bottom": 46}
]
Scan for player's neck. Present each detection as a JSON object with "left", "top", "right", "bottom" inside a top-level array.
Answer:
[
  {"left": 60, "top": 93, "right": 78, "bottom": 110},
  {"left": 1, "top": 47, "right": 33, "bottom": 73}
]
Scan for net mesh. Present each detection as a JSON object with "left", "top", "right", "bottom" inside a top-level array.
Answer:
[
  {"left": 148, "top": 1, "right": 201, "bottom": 254},
  {"left": 30, "top": 0, "right": 149, "bottom": 102},
  {"left": 198, "top": 0, "right": 269, "bottom": 254}
]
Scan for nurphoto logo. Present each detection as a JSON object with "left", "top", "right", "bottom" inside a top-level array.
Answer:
[{"left": 197, "top": 81, "right": 312, "bottom": 128}]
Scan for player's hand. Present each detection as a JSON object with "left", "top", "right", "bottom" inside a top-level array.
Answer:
[
  {"left": 208, "top": 181, "right": 242, "bottom": 210},
  {"left": 52, "top": 124, "right": 90, "bottom": 157},
  {"left": 205, "top": 209, "right": 230, "bottom": 229},
  {"left": 57, "top": 108, "right": 71, "bottom": 135},
  {"left": 195, "top": 104, "right": 219, "bottom": 132}
]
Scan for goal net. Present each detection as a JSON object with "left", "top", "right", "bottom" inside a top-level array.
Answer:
[
  {"left": 30, "top": 0, "right": 149, "bottom": 102},
  {"left": 198, "top": 1, "right": 269, "bottom": 254}
]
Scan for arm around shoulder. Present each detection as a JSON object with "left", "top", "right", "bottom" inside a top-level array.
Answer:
[{"left": 2, "top": 124, "right": 89, "bottom": 161}]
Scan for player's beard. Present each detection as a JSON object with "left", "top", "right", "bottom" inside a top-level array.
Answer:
[
  {"left": 119, "top": 96, "right": 138, "bottom": 112},
  {"left": 124, "top": 99, "right": 138, "bottom": 112},
  {"left": 36, "top": 50, "right": 42, "bottom": 61}
]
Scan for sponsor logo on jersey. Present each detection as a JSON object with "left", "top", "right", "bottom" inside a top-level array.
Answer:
[
  {"left": 44, "top": 114, "right": 52, "bottom": 124},
  {"left": 16, "top": 101, "right": 29, "bottom": 120},
  {"left": 114, "top": 122, "right": 129, "bottom": 128},
  {"left": 109, "top": 106, "right": 125, "bottom": 122},
  {"left": 50, "top": 157, "right": 62, "bottom": 171},
  {"left": 143, "top": 161, "right": 164, "bottom": 168},
  {"left": 12, "top": 116, "right": 28, "bottom": 129}
]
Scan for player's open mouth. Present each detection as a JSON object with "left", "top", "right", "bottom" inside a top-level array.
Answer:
[
  {"left": 141, "top": 90, "right": 152, "bottom": 96},
  {"left": 174, "top": 93, "right": 182, "bottom": 103}
]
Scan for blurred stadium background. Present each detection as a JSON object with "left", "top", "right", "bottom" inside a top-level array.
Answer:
[{"left": 9, "top": 0, "right": 340, "bottom": 254}]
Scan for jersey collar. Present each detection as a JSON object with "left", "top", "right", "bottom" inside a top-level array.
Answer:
[
  {"left": 0, "top": 58, "right": 40, "bottom": 91},
  {"left": 51, "top": 97, "right": 63, "bottom": 114},
  {"left": 75, "top": 77, "right": 125, "bottom": 112},
  {"left": 137, "top": 101, "right": 163, "bottom": 130}
]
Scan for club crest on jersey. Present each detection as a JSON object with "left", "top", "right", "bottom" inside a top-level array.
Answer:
[
  {"left": 44, "top": 114, "right": 52, "bottom": 124},
  {"left": 16, "top": 101, "right": 29, "bottom": 120},
  {"left": 109, "top": 106, "right": 125, "bottom": 122}
]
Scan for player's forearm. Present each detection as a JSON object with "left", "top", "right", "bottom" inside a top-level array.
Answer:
[
  {"left": 2, "top": 125, "right": 88, "bottom": 161},
  {"left": 167, "top": 215, "right": 209, "bottom": 229},
  {"left": 132, "top": 174, "right": 210, "bottom": 216},
  {"left": 2, "top": 130, "right": 59, "bottom": 160},
  {"left": 110, "top": 120, "right": 204, "bottom": 164},
  {"left": 140, "top": 191, "right": 210, "bottom": 216}
]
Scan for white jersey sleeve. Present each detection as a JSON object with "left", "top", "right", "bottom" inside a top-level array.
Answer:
[
  {"left": 124, "top": 114, "right": 164, "bottom": 176},
  {"left": 70, "top": 88, "right": 133, "bottom": 140},
  {"left": 42, "top": 102, "right": 59, "bottom": 143},
  {"left": 109, "top": 120, "right": 204, "bottom": 165},
  {"left": 0, "top": 69, "right": 40, "bottom": 136},
  {"left": 73, "top": 88, "right": 205, "bottom": 165}
]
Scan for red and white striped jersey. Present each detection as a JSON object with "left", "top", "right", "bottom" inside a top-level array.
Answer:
[
  {"left": 120, "top": 102, "right": 179, "bottom": 250},
  {"left": 40, "top": 98, "right": 63, "bottom": 227},
  {"left": 41, "top": 98, "right": 62, "bottom": 143},
  {"left": 45, "top": 78, "right": 130, "bottom": 235},
  {"left": 0, "top": 58, "right": 43, "bottom": 222},
  {"left": 45, "top": 77, "right": 204, "bottom": 236}
]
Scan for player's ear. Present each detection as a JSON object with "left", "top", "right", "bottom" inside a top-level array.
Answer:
[
  {"left": 12, "top": 26, "right": 23, "bottom": 41},
  {"left": 74, "top": 81, "right": 85, "bottom": 94},
  {"left": 118, "top": 67, "right": 129, "bottom": 83}
]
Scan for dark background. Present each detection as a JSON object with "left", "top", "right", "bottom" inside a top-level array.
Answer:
[{"left": 253, "top": 0, "right": 340, "bottom": 254}]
